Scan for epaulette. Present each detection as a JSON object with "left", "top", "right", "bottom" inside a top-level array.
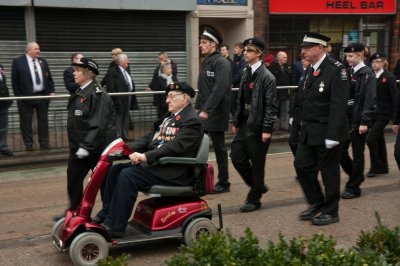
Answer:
[
  {"left": 95, "top": 87, "right": 103, "bottom": 94},
  {"left": 328, "top": 57, "right": 343, "bottom": 67}
]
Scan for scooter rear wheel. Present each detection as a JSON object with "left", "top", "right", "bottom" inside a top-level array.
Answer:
[
  {"left": 69, "top": 232, "right": 109, "bottom": 266},
  {"left": 183, "top": 217, "right": 217, "bottom": 247},
  {"left": 51, "top": 217, "right": 65, "bottom": 251}
]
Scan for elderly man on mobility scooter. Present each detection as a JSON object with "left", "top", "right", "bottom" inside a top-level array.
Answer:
[{"left": 93, "top": 82, "right": 204, "bottom": 237}]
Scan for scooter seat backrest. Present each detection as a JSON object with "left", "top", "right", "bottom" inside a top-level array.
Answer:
[{"left": 195, "top": 134, "right": 209, "bottom": 164}]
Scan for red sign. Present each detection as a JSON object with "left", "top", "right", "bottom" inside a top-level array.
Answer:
[{"left": 269, "top": 0, "right": 397, "bottom": 14}]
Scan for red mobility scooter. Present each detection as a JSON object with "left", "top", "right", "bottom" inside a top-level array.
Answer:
[{"left": 51, "top": 135, "right": 222, "bottom": 266}]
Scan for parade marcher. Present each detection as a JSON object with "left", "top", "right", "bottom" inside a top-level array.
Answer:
[
  {"left": 63, "top": 53, "right": 83, "bottom": 94},
  {"left": 230, "top": 38, "right": 278, "bottom": 212},
  {"left": 11, "top": 42, "right": 55, "bottom": 151},
  {"left": 231, "top": 42, "right": 245, "bottom": 117},
  {"left": 393, "top": 82, "right": 400, "bottom": 170},
  {"left": 196, "top": 27, "right": 232, "bottom": 194},
  {"left": 53, "top": 57, "right": 116, "bottom": 221},
  {"left": 0, "top": 64, "right": 13, "bottom": 156},
  {"left": 294, "top": 32, "right": 350, "bottom": 226},
  {"left": 366, "top": 53, "right": 397, "bottom": 177},
  {"left": 93, "top": 82, "right": 203, "bottom": 236},
  {"left": 341, "top": 43, "right": 376, "bottom": 199}
]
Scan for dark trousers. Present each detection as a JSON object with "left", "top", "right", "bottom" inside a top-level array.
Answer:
[
  {"left": 294, "top": 142, "right": 341, "bottom": 216},
  {"left": 289, "top": 122, "right": 300, "bottom": 156},
  {"left": 207, "top": 130, "right": 229, "bottom": 185},
  {"left": 0, "top": 108, "right": 9, "bottom": 151},
  {"left": 230, "top": 91, "right": 238, "bottom": 117},
  {"left": 230, "top": 125, "right": 270, "bottom": 203},
  {"left": 340, "top": 138, "right": 352, "bottom": 177},
  {"left": 115, "top": 111, "right": 130, "bottom": 140},
  {"left": 17, "top": 98, "right": 49, "bottom": 147},
  {"left": 102, "top": 163, "right": 176, "bottom": 232},
  {"left": 395, "top": 132, "right": 400, "bottom": 170},
  {"left": 67, "top": 152, "right": 100, "bottom": 210},
  {"left": 366, "top": 120, "right": 389, "bottom": 173},
  {"left": 344, "top": 130, "right": 367, "bottom": 193}
]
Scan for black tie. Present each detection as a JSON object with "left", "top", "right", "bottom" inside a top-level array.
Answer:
[{"left": 32, "top": 59, "right": 41, "bottom": 85}]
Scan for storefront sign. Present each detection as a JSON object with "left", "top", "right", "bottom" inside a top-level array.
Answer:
[
  {"left": 270, "top": 0, "right": 397, "bottom": 14},
  {"left": 197, "top": 0, "right": 248, "bottom": 6},
  {"left": 348, "top": 31, "right": 360, "bottom": 43}
]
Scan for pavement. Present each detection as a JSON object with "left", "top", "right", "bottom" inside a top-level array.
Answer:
[{"left": 0, "top": 131, "right": 399, "bottom": 265}]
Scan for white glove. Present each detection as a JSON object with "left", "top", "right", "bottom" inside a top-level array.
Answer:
[
  {"left": 325, "top": 139, "right": 339, "bottom": 149},
  {"left": 76, "top": 148, "right": 89, "bottom": 159},
  {"left": 289, "top": 117, "right": 293, "bottom": 125}
]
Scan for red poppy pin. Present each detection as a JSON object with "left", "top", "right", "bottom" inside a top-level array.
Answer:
[
  {"left": 313, "top": 69, "right": 320, "bottom": 77},
  {"left": 249, "top": 82, "right": 254, "bottom": 89},
  {"left": 80, "top": 98, "right": 87, "bottom": 103},
  {"left": 382, "top": 77, "right": 387, "bottom": 83},
  {"left": 175, "top": 115, "right": 181, "bottom": 121}
]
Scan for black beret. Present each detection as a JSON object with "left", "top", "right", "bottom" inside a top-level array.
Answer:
[
  {"left": 243, "top": 38, "right": 264, "bottom": 52},
  {"left": 300, "top": 32, "right": 331, "bottom": 47},
  {"left": 343, "top": 43, "right": 365, "bottom": 53},
  {"left": 72, "top": 57, "right": 99, "bottom": 75},
  {"left": 166, "top": 82, "right": 196, "bottom": 98},
  {"left": 199, "top": 27, "right": 223, "bottom": 45},
  {"left": 370, "top": 52, "right": 386, "bottom": 62}
]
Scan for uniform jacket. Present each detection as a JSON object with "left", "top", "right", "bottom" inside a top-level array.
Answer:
[
  {"left": 374, "top": 70, "right": 397, "bottom": 121},
  {"left": 268, "top": 61, "right": 294, "bottom": 99},
  {"left": 289, "top": 71, "right": 306, "bottom": 124},
  {"left": 131, "top": 104, "right": 203, "bottom": 185},
  {"left": 234, "top": 64, "right": 278, "bottom": 135},
  {"left": 63, "top": 66, "right": 80, "bottom": 94},
  {"left": 149, "top": 74, "right": 178, "bottom": 107},
  {"left": 393, "top": 86, "right": 400, "bottom": 125},
  {"left": 67, "top": 81, "right": 117, "bottom": 155},
  {"left": 232, "top": 52, "right": 245, "bottom": 87},
  {"left": 0, "top": 70, "right": 12, "bottom": 110},
  {"left": 11, "top": 56, "right": 55, "bottom": 96},
  {"left": 195, "top": 51, "right": 231, "bottom": 132},
  {"left": 351, "top": 66, "right": 376, "bottom": 129},
  {"left": 299, "top": 56, "right": 350, "bottom": 145}
]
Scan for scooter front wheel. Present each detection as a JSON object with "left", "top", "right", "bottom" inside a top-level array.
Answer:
[
  {"left": 51, "top": 217, "right": 65, "bottom": 251},
  {"left": 183, "top": 217, "right": 217, "bottom": 247},
  {"left": 69, "top": 232, "right": 109, "bottom": 266}
]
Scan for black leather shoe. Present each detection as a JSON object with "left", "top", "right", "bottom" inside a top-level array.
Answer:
[
  {"left": 311, "top": 214, "right": 339, "bottom": 226},
  {"left": 53, "top": 213, "right": 66, "bottom": 222},
  {"left": 240, "top": 202, "right": 261, "bottom": 212},
  {"left": 210, "top": 184, "right": 230, "bottom": 194},
  {"left": 341, "top": 191, "right": 361, "bottom": 199},
  {"left": 101, "top": 223, "right": 124, "bottom": 238},
  {"left": 92, "top": 216, "right": 105, "bottom": 224},
  {"left": 367, "top": 172, "right": 376, "bottom": 177},
  {"left": 299, "top": 203, "right": 323, "bottom": 220},
  {"left": 0, "top": 150, "right": 13, "bottom": 156}
]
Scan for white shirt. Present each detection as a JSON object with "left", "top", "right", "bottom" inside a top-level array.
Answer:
[
  {"left": 119, "top": 66, "right": 133, "bottom": 91},
  {"left": 79, "top": 80, "right": 92, "bottom": 91},
  {"left": 26, "top": 54, "right": 44, "bottom": 92},
  {"left": 250, "top": 61, "right": 262, "bottom": 74},
  {"left": 353, "top": 61, "right": 366, "bottom": 74},
  {"left": 375, "top": 69, "right": 384, "bottom": 78},
  {"left": 311, "top": 54, "right": 326, "bottom": 71}
]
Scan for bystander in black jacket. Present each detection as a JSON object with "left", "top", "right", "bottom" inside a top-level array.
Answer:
[
  {"left": 63, "top": 66, "right": 80, "bottom": 94},
  {"left": 268, "top": 61, "right": 294, "bottom": 99}
]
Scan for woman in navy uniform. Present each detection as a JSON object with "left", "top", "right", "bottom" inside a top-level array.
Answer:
[
  {"left": 366, "top": 53, "right": 397, "bottom": 177},
  {"left": 54, "top": 57, "right": 116, "bottom": 221},
  {"left": 341, "top": 44, "right": 376, "bottom": 199},
  {"left": 294, "top": 32, "right": 350, "bottom": 226}
]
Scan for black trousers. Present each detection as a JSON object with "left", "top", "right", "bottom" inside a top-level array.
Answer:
[
  {"left": 366, "top": 120, "right": 389, "bottom": 173},
  {"left": 115, "top": 111, "right": 130, "bottom": 140},
  {"left": 345, "top": 130, "right": 367, "bottom": 194},
  {"left": 395, "top": 132, "right": 400, "bottom": 170},
  {"left": 288, "top": 122, "right": 300, "bottom": 156},
  {"left": 230, "top": 124, "right": 270, "bottom": 203},
  {"left": 67, "top": 152, "right": 100, "bottom": 210},
  {"left": 207, "top": 130, "right": 229, "bottom": 185},
  {"left": 294, "top": 142, "right": 341, "bottom": 216},
  {"left": 340, "top": 138, "right": 352, "bottom": 177},
  {"left": 17, "top": 98, "right": 49, "bottom": 147}
]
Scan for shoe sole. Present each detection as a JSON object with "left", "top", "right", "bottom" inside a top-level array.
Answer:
[
  {"left": 299, "top": 209, "right": 322, "bottom": 221},
  {"left": 311, "top": 217, "right": 339, "bottom": 226}
]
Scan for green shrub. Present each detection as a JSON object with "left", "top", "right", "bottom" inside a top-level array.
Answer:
[{"left": 98, "top": 253, "right": 130, "bottom": 266}]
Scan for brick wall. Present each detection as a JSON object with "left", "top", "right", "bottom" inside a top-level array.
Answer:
[
  {"left": 389, "top": 0, "right": 400, "bottom": 71},
  {"left": 253, "top": 0, "right": 268, "bottom": 49}
]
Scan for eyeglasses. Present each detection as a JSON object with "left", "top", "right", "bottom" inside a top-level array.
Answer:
[{"left": 167, "top": 93, "right": 184, "bottom": 100}]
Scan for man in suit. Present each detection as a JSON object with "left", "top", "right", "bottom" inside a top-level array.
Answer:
[
  {"left": 11, "top": 42, "right": 55, "bottom": 151},
  {"left": 93, "top": 82, "right": 203, "bottom": 237},
  {"left": 100, "top": 48, "right": 124, "bottom": 87},
  {"left": 105, "top": 53, "right": 135, "bottom": 140},
  {"left": 63, "top": 52, "right": 83, "bottom": 94},
  {"left": 0, "top": 64, "right": 13, "bottom": 156},
  {"left": 294, "top": 32, "right": 350, "bottom": 226}
]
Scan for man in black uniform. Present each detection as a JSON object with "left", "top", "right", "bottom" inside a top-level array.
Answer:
[
  {"left": 294, "top": 32, "right": 350, "bottom": 226},
  {"left": 231, "top": 38, "right": 278, "bottom": 212},
  {"left": 196, "top": 27, "right": 232, "bottom": 194}
]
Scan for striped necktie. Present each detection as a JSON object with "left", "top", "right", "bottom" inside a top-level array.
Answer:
[{"left": 32, "top": 59, "right": 41, "bottom": 85}]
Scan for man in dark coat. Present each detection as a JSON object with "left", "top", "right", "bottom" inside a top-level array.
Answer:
[
  {"left": 0, "top": 64, "right": 13, "bottom": 156},
  {"left": 11, "top": 42, "right": 55, "bottom": 151},
  {"left": 294, "top": 32, "right": 350, "bottom": 226},
  {"left": 63, "top": 53, "right": 83, "bottom": 94},
  {"left": 231, "top": 42, "right": 246, "bottom": 117},
  {"left": 196, "top": 27, "right": 232, "bottom": 194},
  {"left": 94, "top": 82, "right": 203, "bottom": 236}
]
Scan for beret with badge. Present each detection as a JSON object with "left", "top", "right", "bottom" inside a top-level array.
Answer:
[
  {"left": 369, "top": 52, "right": 386, "bottom": 62},
  {"left": 343, "top": 43, "right": 365, "bottom": 53},
  {"left": 300, "top": 32, "right": 331, "bottom": 47},
  {"left": 243, "top": 37, "right": 265, "bottom": 52},
  {"left": 166, "top": 82, "right": 196, "bottom": 98},
  {"left": 199, "top": 27, "right": 223, "bottom": 45},
  {"left": 72, "top": 57, "right": 100, "bottom": 75}
]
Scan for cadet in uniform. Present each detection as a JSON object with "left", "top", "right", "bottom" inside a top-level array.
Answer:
[
  {"left": 230, "top": 38, "right": 278, "bottom": 212},
  {"left": 294, "top": 32, "right": 350, "bottom": 226}
]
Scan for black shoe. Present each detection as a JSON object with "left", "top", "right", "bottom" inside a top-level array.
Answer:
[
  {"left": 367, "top": 172, "right": 376, "bottom": 177},
  {"left": 210, "top": 184, "right": 230, "bottom": 194},
  {"left": 0, "top": 150, "right": 13, "bottom": 156},
  {"left": 240, "top": 202, "right": 261, "bottom": 212},
  {"left": 53, "top": 213, "right": 66, "bottom": 222},
  {"left": 26, "top": 146, "right": 33, "bottom": 151},
  {"left": 101, "top": 223, "right": 124, "bottom": 238},
  {"left": 311, "top": 214, "right": 339, "bottom": 226},
  {"left": 299, "top": 203, "right": 323, "bottom": 220},
  {"left": 341, "top": 190, "right": 361, "bottom": 199},
  {"left": 92, "top": 216, "right": 105, "bottom": 224}
]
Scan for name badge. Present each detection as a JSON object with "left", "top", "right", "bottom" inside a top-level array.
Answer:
[
  {"left": 207, "top": 71, "right": 215, "bottom": 77},
  {"left": 74, "top": 110, "right": 82, "bottom": 116}
]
